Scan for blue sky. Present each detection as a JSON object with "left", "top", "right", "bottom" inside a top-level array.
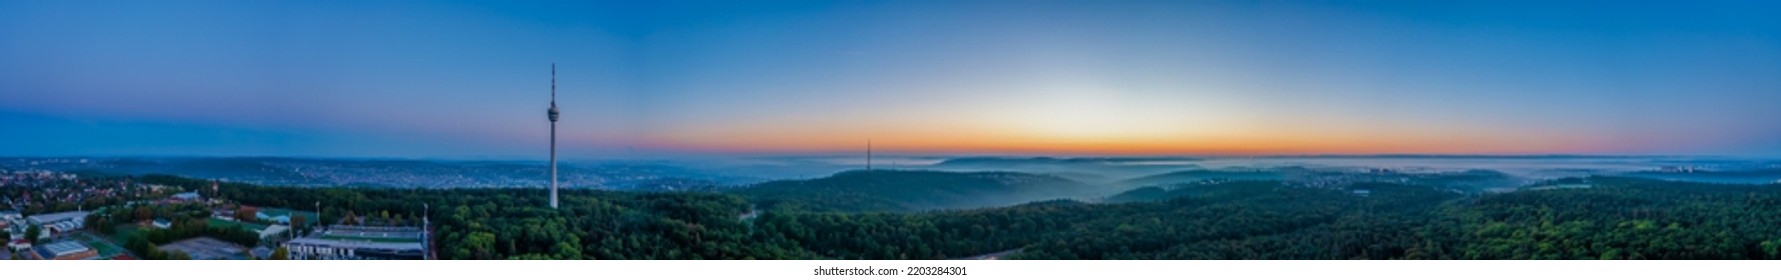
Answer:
[{"left": 2, "top": 1, "right": 1778, "bottom": 158}]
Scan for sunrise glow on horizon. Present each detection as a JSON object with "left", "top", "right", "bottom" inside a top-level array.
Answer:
[{"left": 2, "top": 1, "right": 1779, "bottom": 158}]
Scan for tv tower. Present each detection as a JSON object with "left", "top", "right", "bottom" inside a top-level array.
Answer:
[{"left": 548, "top": 63, "right": 560, "bottom": 209}]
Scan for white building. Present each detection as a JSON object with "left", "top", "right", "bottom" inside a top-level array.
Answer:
[
  {"left": 259, "top": 224, "right": 290, "bottom": 239},
  {"left": 287, "top": 226, "right": 427, "bottom": 260},
  {"left": 25, "top": 211, "right": 88, "bottom": 236},
  {"left": 256, "top": 212, "right": 291, "bottom": 224},
  {"left": 287, "top": 238, "right": 425, "bottom": 260},
  {"left": 170, "top": 192, "right": 202, "bottom": 201},
  {"left": 0, "top": 211, "right": 20, "bottom": 230}
]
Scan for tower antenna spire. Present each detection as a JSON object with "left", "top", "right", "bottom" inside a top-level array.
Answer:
[
  {"left": 548, "top": 63, "right": 560, "bottom": 209},
  {"left": 552, "top": 63, "right": 557, "bottom": 102}
]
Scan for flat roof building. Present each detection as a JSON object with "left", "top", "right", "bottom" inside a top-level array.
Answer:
[
  {"left": 287, "top": 237, "right": 426, "bottom": 260},
  {"left": 32, "top": 241, "right": 98, "bottom": 260},
  {"left": 171, "top": 192, "right": 202, "bottom": 201},
  {"left": 26, "top": 211, "right": 88, "bottom": 225},
  {"left": 287, "top": 226, "right": 428, "bottom": 260},
  {"left": 26, "top": 211, "right": 88, "bottom": 236}
]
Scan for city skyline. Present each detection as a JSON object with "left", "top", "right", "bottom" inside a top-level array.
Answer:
[{"left": 3, "top": 1, "right": 1779, "bottom": 158}]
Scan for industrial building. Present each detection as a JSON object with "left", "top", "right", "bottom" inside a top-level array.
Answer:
[
  {"left": 31, "top": 241, "right": 98, "bottom": 260},
  {"left": 286, "top": 226, "right": 428, "bottom": 260},
  {"left": 25, "top": 211, "right": 88, "bottom": 236}
]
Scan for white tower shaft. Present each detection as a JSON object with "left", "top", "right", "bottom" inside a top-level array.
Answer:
[{"left": 549, "top": 63, "right": 559, "bottom": 209}]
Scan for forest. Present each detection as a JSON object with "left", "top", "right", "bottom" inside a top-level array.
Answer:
[
  {"left": 130, "top": 171, "right": 1781, "bottom": 260},
  {"left": 78, "top": 202, "right": 265, "bottom": 260}
]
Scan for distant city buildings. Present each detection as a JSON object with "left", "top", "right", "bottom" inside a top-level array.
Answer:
[{"left": 3, "top": 158, "right": 752, "bottom": 190}]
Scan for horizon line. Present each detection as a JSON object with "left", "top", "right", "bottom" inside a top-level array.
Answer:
[{"left": 0, "top": 153, "right": 1774, "bottom": 161}]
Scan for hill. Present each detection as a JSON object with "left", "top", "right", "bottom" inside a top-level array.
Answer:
[
  {"left": 1105, "top": 181, "right": 1288, "bottom": 203},
  {"left": 1620, "top": 168, "right": 1781, "bottom": 184},
  {"left": 1402, "top": 169, "right": 1525, "bottom": 192},
  {"left": 1118, "top": 169, "right": 1287, "bottom": 187},
  {"left": 929, "top": 157, "right": 1194, "bottom": 181},
  {"left": 730, "top": 170, "right": 1105, "bottom": 212}
]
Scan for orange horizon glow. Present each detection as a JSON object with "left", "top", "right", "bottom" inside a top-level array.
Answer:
[{"left": 630, "top": 128, "right": 1629, "bottom": 156}]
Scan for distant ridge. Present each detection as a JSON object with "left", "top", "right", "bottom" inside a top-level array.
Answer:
[
  {"left": 730, "top": 169, "right": 1106, "bottom": 212},
  {"left": 1244, "top": 154, "right": 1687, "bottom": 159},
  {"left": 936, "top": 156, "right": 1201, "bottom": 165},
  {"left": 1118, "top": 169, "right": 1287, "bottom": 187}
]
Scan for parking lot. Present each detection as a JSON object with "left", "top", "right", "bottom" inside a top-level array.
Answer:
[{"left": 160, "top": 237, "right": 249, "bottom": 260}]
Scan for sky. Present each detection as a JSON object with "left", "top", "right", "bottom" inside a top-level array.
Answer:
[{"left": 2, "top": 0, "right": 1779, "bottom": 159}]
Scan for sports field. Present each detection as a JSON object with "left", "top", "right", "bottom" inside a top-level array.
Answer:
[{"left": 73, "top": 232, "right": 127, "bottom": 258}]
